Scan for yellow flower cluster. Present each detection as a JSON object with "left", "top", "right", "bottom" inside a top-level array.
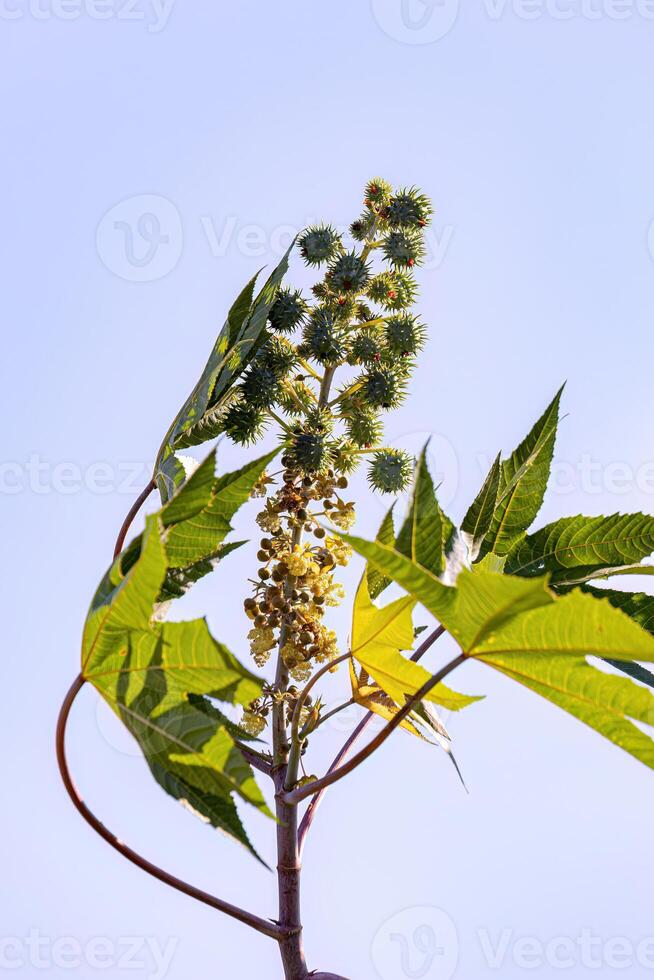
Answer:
[
  {"left": 325, "top": 536, "right": 353, "bottom": 567},
  {"left": 256, "top": 502, "right": 282, "bottom": 533},
  {"left": 248, "top": 626, "right": 277, "bottom": 666},
  {"left": 240, "top": 710, "right": 267, "bottom": 736},
  {"left": 328, "top": 499, "right": 356, "bottom": 531},
  {"left": 284, "top": 543, "right": 320, "bottom": 578}
]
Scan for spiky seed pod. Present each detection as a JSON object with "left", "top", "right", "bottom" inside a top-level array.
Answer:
[
  {"left": 331, "top": 441, "right": 360, "bottom": 475},
  {"left": 298, "top": 224, "right": 342, "bottom": 267},
  {"left": 379, "top": 272, "right": 418, "bottom": 312},
  {"left": 348, "top": 328, "right": 384, "bottom": 367},
  {"left": 368, "top": 449, "right": 413, "bottom": 493},
  {"left": 312, "top": 282, "right": 330, "bottom": 300},
  {"left": 328, "top": 251, "right": 371, "bottom": 294},
  {"left": 241, "top": 364, "right": 282, "bottom": 408},
  {"left": 303, "top": 407, "right": 335, "bottom": 434},
  {"left": 384, "top": 314, "right": 426, "bottom": 356},
  {"left": 350, "top": 211, "right": 376, "bottom": 242},
  {"left": 302, "top": 309, "right": 348, "bottom": 365},
  {"left": 366, "top": 273, "right": 395, "bottom": 305},
  {"left": 382, "top": 229, "right": 426, "bottom": 269},
  {"left": 259, "top": 335, "right": 298, "bottom": 377},
  {"left": 362, "top": 368, "right": 407, "bottom": 410},
  {"left": 222, "top": 400, "right": 268, "bottom": 445},
  {"left": 276, "top": 379, "right": 315, "bottom": 416},
  {"left": 387, "top": 188, "right": 433, "bottom": 229},
  {"left": 289, "top": 430, "right": 335, "bottom": 473},
  {"left": 365, "top": 177, "right": 392, "bottom": 206},
  {"left": 328, "top": 294, "right": 358, "bottom": 320},
  {"left": 268, "top": 288, "right": 307, "bottom": 333},
  {"left": 344, "top": 408, "right": 383, "bottom": 448}
]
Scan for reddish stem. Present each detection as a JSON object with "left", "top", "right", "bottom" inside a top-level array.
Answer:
[
  {"left": 286, "top": 650, "right": 467, "bottom": 807},
  {"left": 113, "top": 479, "right": 156, "bottom": 558},
  {"left": 297, "top": 624, "right": 447, "bottom": 854},
  {"left": 56, "top": 673, "right": 287, "bottom": 941}
]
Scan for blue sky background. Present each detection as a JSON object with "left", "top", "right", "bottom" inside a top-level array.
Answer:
[{"left": 4, "top": 2, "right": 654, "bottom": 978}]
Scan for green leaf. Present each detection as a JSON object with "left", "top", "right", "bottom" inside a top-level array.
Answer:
[
  {"left": 82, "top": 516, "right": 270, "bottom": 857},
  {"left": 341, "top": 534, "right": 552, "bottom": 649},
  {"left": 506, "top": 513, "right": 654, "bottom": 584},
  {"left": 582, "top": 585, "right": 654, "bottom": 636},
  {"left": 156, "top": 453, "right": 199, "bottom": 505},
  {"left": 350, "top": 576, "right": 481, "bottom": 713},
  {"left": 480, "top": 386, "right": 564, "bottom": 558},
  {"left": 486, "top": 654, "right": 654, "bottom": 770},
  {"left": 451, "top": 568, "right": 555, "bottom": 652},
  {"left": 367, "top": 505, "right": 396, "bottom": 601},
  {"left": 344, "top": 516, "right": 654, "bottom": 771},
  {"left": 461, "top": 453, "right": 501, "bottom": 561},
  {"left": 341, "top": 532, "right": 458, "bottom": 634},
  {"left": 468, "top": 577, "right": 654, "bottom": 768},
  {"left": 157, "top": 541, "right": 245, "bottom": 603},
  {"left": 396, "top": 443, "right": 455, "bottom": 577},
  {"left": 83, "top": 515, "right": 167, "bottom": 676},
  {"left": 471, "top": 584, "right": 654, "bottom": 662},
  {"left": 155, "top": 244, "right": 294, "bottom": 499},
  {"left": 576, "top": 585, "right": 654, "bottom": 691},
  {"left": 164, "top": 449, "right": 278, "bottom": 568},
  {"left": 86, "top": 618, "right": 261, "bottom": 707},
  {"left": 161, "top": 452, "right": 217, "bottom": 526},
  {"left": 120, "top": 448, "right": 276, "bottom": 603}
]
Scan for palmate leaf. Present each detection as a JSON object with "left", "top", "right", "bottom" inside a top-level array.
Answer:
[
  {"left": 478, "top": 386, "right": 564, "bottom": 559},
  {"left": 461, "top": 453, "right": 501, "bottom": 561},
  {"left": 155, "top": 243, "right": 294, "bottom": 501},
  {"left": 338, "top": 533, "right": 549, "bottom": 647},
  {"left": 82, "top": 515, "right": 270, "bottom": 857},
  {"left": 505, "top": 513, "right": 654, "bottom": 584},
  {"left": 341, "top": 533, "right": 654, "bottom": 770},
  {"left": 396, "top": 443, "right": 455, "bottom": 577}
]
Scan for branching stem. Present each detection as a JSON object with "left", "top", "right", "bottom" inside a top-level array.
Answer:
[
  {"left": 287, "top": 640, "right": 463, "bottom": 808},
  {"left": 285, "top": 653, "right": 352, "bottom": 791},
  {"left": 297, "top": 624, "right": 446, "bottom": 853}
]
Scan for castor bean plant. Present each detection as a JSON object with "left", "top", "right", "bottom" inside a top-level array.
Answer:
[{"left": 58, "top": 179, "right": 654, "bottom": 980}]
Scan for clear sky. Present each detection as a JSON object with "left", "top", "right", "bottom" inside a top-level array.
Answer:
[{"left": 3, "top": 2, "right": 654, "bottom": 978}]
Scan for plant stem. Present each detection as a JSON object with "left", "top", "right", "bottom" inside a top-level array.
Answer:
[
  {"left": 298, "top": 358, "right": 322, "bottom": 382},
  {"left": 56, "top": 674, "right": 285, "bottom": 941},
  {"left": 297, "top": 624, "right": 446, "bottom": 853},
  {"left": 318, "top": 366, "right": 336, "bottom": 409},
  {"left": 306, "top": 697, "right": 356, "bottom": 735},
  {"left": 285, "top": 653, "right": 352, "bottom": 791},
  {"left": 274, "top": 767, "right": 308, "bottom": 979},
  {"left": 113, "top": 480, "right": 155, "bottom": 558},
  {"left": 272, "top": 357, "right": 342, "bottom": 978},
  {"left": 285, "top": 648, "right": 466, "bottom": 807}
]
